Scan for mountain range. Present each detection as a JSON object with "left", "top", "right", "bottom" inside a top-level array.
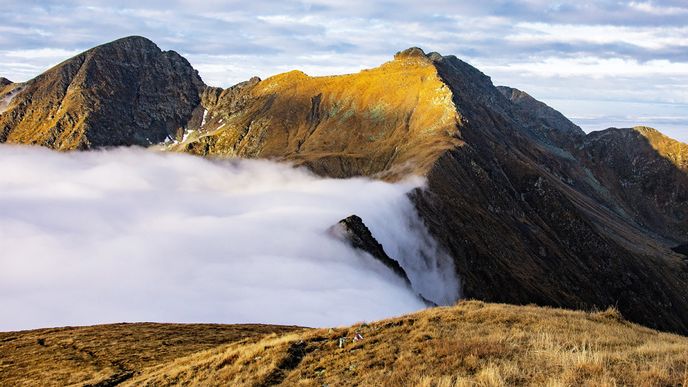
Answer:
[{"left": 1, "top": 36, "right": 687, "bottom": 336}]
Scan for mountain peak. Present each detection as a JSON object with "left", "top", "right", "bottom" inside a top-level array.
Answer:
[
  {"left": 0, "top": 36, "right": 204, "bottom": 148},
  {"left": 497, "top": 85, "right": 585, "bottom": 141},
  {"left": 394, "top": 47, "right": 427, "bottom": 59},
  {"left": 110, "top": 35, "right": 155, "bottom": 44},
  {"left": 82, "top": 35, "right": 161, "bottom": 58},
  {"left": 0, "top": 77, "right": 11, "bottom": 87}
]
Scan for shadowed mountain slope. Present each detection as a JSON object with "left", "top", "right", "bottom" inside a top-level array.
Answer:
[
  {"left": 2, "top": 40, "right": 688, "bottom": 334},
  {"left": 0, "top": 36, "right": 204, "bottom": 148},
  {"left": 580, "top": 126, "right": 688, "bottom": 241},
  {"left": 412, "top": 53, "right": 688, "bottom": 334}
]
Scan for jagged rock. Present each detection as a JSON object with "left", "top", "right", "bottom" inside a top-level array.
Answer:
[
  {"left": 330, "top": 215, "right": 411, "bottom": 285},
  {"left": 329, "top": 215, "right": 435, "bottom": 306},
  {"left": 394, "top": 47, "right": 427, "bottom": 59}
]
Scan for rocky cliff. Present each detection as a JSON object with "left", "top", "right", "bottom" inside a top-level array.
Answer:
[{"left": 2, "top": 39, "right": 687, "bottom": 334}]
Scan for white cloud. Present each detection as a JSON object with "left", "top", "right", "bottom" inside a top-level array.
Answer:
[
  {"left": 0, "top": 146, "right": 459, "bottom": 331},
  {"left": 3, "top": 48, "right": 81, "bottom": 59},
  {"left": 628, "top": 1, "right": 688, "bottom": 15},
  {"left": 508, "top": 22, "right": 688, "bottom": 50},
  {"left": 480, "top": 57, "right": 688, "bottom": 79}
]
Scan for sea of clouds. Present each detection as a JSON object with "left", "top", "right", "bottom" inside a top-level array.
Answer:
[{"left": 0, "top": 146, "right": 459, "bottom": 331}]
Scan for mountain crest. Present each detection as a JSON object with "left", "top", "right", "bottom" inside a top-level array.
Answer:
[
  {"left": 0, "top": 36, "right": 204, "bottom": 148},
  {"left": 394, "top": 47, "right": 427, "bottom": 59}
]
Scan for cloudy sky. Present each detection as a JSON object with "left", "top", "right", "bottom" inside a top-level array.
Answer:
[{"left": 1, "top": 0, "right": 687, "bottom": 141}]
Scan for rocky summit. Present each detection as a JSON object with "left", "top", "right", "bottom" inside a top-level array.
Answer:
[
  {"left": 0, "top": 36, "right": 204, "bottom": 148},
  {"left": 2, "top": 37, "right": 687, "bottom": 334}
]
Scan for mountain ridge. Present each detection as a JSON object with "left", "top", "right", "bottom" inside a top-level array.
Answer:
[
  {"left": 0, "top": 36, "right": 204, "bottom": 148},
  {"left": 1, "top": 36, "right": 687, "bottom": 334}
]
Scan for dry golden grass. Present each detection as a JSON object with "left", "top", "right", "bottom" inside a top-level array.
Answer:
[
  {"left": 2, "top": 302, "right": 686, "bottom": 386},
  {"left": 634, "top": 126, "right": 688, "bottom": 170},
  {"left": 0, "top": 322, "right": 302, "bottom": 386},
  {"left": 175, "top": 52, "right": 464, "bottom": 179},
  {"left": 125, "top": 301, "right": 688, "bottom": 386}
]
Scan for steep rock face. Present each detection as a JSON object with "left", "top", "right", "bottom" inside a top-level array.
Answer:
[
  {"left": 497, "top": 85, "right": 584, "bottom": 147},
  {"left": 171, "top": 47, "right": 462, "bottom": 179},
  {"left": 0, "top": 36, "right": 204, "bottom": 149},
  {"left": 580, "top": 126, "right": 688, "bottom": 241},
  {"left": 413, "top": 53, "right": 688, "bottom": 333},
  {"left": 330, "top": 215, "right": 412, "bottom": 285}
]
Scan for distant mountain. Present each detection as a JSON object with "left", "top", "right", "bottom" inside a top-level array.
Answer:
[
  {"left": 2, "top": 38, "right": 687, "bottom": 334},
  {"left": 580, "top": 126, "right": 688, "bottom": 241},
  {"left": 497, "top": 85, "right": 585, "bottom": 146},
  {"left": 0, "top": 36, "right": 204, "bottom": 148}
]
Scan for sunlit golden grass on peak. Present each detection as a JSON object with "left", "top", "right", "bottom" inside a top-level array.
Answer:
[{"left": 174, "top": 53, "right": 464, "bottom": 180}]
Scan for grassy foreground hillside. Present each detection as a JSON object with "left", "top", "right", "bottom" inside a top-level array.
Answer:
[
  {"left": 2, "top": 301, "right": 687, "bottom": 386},
  {"left": 0, "top": 323, "right": 301, "bottom": 386}
]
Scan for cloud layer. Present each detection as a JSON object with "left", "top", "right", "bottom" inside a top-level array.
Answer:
[{"left": 0, "top": 146, "right": 460, "bottom": 331}]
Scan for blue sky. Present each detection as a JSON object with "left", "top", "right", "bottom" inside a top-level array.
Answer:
[{"left": 1, "top": 0, "right": 687, "bottom": 142}]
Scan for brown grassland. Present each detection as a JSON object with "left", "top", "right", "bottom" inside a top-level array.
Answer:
[
  {"left": 2, "top": 301, "right": 687, "bottom": 386},
  {"left": 0, "top": 323, "right": 301, "bottom": 386}
]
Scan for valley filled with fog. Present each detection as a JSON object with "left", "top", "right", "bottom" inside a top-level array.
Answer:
[{"left": 0, "top": 146, "right": 459, "bottom": 330}]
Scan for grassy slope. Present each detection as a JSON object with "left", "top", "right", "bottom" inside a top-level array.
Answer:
[
  {"left": 125, "top": 301, "right": 688, "bottom": 386},
  {"left": 0, "top": 323, "right": 302, "bottom": 386},
  {"left": 2, "top": 302, "right": 686, "bottom": 386},
  {"left": 175, "top": 52, "right": 463, "bottom": 180}
]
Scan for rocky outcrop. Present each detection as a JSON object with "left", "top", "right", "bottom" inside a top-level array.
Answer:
[
  {"left": 330, "top": 215, "right": 411, "bottom": 285},
  {"left": 0, "top": 36, "right": 205, "bottom": 148},
  {"left": 0, "top": 78, "right": 11, "bottom": 87},
  {"left": 329, "top": 215, "right": 435, "bottom": 306}
]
